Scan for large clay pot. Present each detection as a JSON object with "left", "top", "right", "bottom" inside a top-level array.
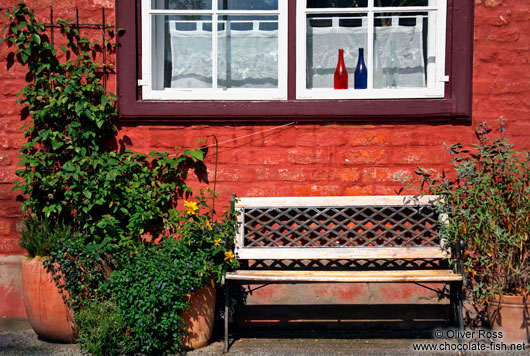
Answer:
[
  {"left": 181, "top": 281, "right": 216, "bottom": 349},
  {"left": 21, "top": 256, "right": 76, "bottom": 343},
  {"left": 488, "top": 295, "right": 529, "bottom": 343}
]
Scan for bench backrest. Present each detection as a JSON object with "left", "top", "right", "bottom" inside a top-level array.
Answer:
[{"left": 234, "top": 195, "right": 447, "bottom": 260}]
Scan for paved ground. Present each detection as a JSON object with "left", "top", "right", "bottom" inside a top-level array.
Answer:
[{"left": 1, "top": 329, "right": 528, "bottom": 356}]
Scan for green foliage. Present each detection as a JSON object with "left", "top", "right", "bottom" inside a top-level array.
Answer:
[
  {"left": 414, "top": 119, "right": 530, "bottom": 304},
  {"left": 109, "top": 193, "right": 238, "bottom": 355},
  {"left": 2, "top": 3, "right": 117, "bottom": 212},
  {"left": 46, "top": 233, "right": 112, "bottom": 310},
  {"left": 75, "top": 299, "right": 126, "bottom": 356},
  {"left": 19, "top": 216, "right": 70, "bottom": 257},
  {"left": 3, "top": 3, "right": 239, "bottom": 354}
]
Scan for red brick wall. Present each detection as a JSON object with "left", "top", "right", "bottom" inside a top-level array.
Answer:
[{"left": 1, "top": 0, "right": 530, "bottom": 319}]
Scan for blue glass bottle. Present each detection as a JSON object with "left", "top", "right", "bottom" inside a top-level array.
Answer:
[{"left": 354, "top": 48, "right": 367, "bottom": 89}]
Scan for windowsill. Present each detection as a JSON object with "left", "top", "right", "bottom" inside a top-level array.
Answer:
[{"left": 117, "top": 97, "right": 467, "bottom": 122}]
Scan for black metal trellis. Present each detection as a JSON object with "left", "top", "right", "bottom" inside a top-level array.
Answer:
[
  {"left": 0, "top": 6, "right": 115, "bottom": 88},
  {"left": 42, "top": 6, "right": 112, "bottom": 88}
]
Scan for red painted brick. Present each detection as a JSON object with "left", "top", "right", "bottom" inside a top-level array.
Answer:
[
  {"left": 0, "top": 237, "right": 23, "bottom": 254},
  {"left": 242, "top": 184, "right": 295, "bottom": 197},
  {"left": 335, "top": 168, "right": 361, "bottom": 182},
  {"left": 0, "top": 170, "right": 17, "bottom": 184},
  {"left": 362, "top": 168, "right": 414, "bottom": 184},
  {"left": 207, "top": 167, "right": 254, "bottom": 183},
  {"left": 362, "top": 168, "right": 391, "bottom": 183},
  {"left": 338, "top": 149, "right": 387, "bottom": 165},
  {"left": 350, "top": 131, "right": 389, "bottom": 146},
  {"left": 391, "top": 147, "right": 448, "bottom": 165},
  {"left": 0, "top": 219, "right": 12, "bottom": 235},
  {"left": 248, "top": 150, "right": 288, "bottom": 165},
  {"left": 308, "top": 168, "right": 335, "bottom": 181},
  {"left": 313, "top": 284, "right": 368, "bottom": 304},
  {"left": 369, "top": 283, "right": 438, "bottom": 304},
  {"left": 297, "top": 130, "right": 347, "bottom": 147},
  {"left": 250, "top": 127, "right": 299, "bottom": 148},
  {"left": 294, "top": 185, "right": 342, "bottom": 196},
  {"left": 344, "top": 185, "right": 372, "bottom": 196},
  {"left": 287, "top": 148, "right": 332, "bottom": 165},
  {"left": 0, "top": 184, "right": 17, "bottom": 200},
  {"left": 0, "top": 152, "right": 13, "bottom": 166},
  {"left": 373, "top": 185, "right": 413, "bottom": 196},
  {"left": 0, "top": 206, "right": 21, "bottom": 219},
  {"left": 277, "top": 168, "right": 308, "bottom": 182},
  {"left": 255, "top": 167, "right": 334, "bottom": 182}
]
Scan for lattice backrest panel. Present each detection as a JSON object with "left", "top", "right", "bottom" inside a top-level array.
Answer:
[{"left": 235, "top": 196, "right": 441, "bottom": 249}]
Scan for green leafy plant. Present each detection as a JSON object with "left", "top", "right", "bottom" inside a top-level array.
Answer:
[
  {"left": 1, "top": 2, "right": 117, "bottom": 219},
  {"left": 86, "top": 193, "right": 239, "bottom": 356},
  {"left": 414, "top": 119, "right": 530, "bottom": 304},
  {"left": 75, "top": 298, "right": 126, "bottom": 356},
  {"left": 3, "top": 3, "right": 239, "bottom": 354},
  {"left": 2, "top": 1, "right": 206, "bottom": 304},
  {"left": 19, "top": 216, "right": 71, "bottom": 258}
]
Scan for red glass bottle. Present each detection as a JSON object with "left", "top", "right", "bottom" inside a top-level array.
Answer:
[{"left": 334, "top": 49, "right": 348, "bottom": 90}]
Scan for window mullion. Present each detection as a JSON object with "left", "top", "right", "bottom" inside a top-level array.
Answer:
[
  {"left": 212, "top": 0, "right": 218, "bottom": 90},
  {"left": 367, "top": 0, "right": 375, "bottom": 90},
  {"left": 427, "top": 1, "right": 437, "bottom": 89}
]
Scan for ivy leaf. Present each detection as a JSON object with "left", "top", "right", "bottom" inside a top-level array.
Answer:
[
  {"left": 83, "top": 190, "right": 92, "bottom": 199},
  {"left": 183, "top": 149, "right": 204, "bottom": 162},
  {"left": 30, "top": 33, "right": 40, "bottom": 45}
]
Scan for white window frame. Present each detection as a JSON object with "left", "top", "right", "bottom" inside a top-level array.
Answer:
[
  {"left": 140, "top": 0, "right": 288, "bottom": 101},
  {"left": 296, "top": 0, "right": 447, "bottom": 100}
]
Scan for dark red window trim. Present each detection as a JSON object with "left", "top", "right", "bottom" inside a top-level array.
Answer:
[{"left": 116, "top": 0, "right": 473, "bottom": 123}]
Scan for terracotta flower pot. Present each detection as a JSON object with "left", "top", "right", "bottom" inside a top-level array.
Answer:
[
  {"left": 21, "top": 256, "right": 76, "bottom": 343},
  {"left": 487, "top": 295, "right": 529, "bottom": 343},
  {"left": 181, "top": 281, "right": 216, "bottom": 349}
]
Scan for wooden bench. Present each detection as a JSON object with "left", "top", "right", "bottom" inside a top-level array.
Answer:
[{"left": 222, "top": 195, "right": 464, "bottom": 352}]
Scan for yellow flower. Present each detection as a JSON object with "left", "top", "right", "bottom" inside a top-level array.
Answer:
[
  {"left": 183, "top": 201, "right": 199, "bottom": 215},
  {"left": 205, "top": 220, "right": 213, "bottom": 231},
  {"left": 214, "top": 238, "right": 222, "bottom": 247},
  {"left": 224, "top": 250, "right": 235, "bottom": 262}
]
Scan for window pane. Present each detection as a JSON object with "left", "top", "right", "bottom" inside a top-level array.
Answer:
[
  {"left": 306, "top": 13, "right": 367, "bottom": 89},
  {"left": 153, "top": 15, "right": 213, "bottom": 89},
  {"left": 374, "top": 0, "right": 433, "bottom": 7},
  {"left": 218, "top": 16, "right": 279, "bottom": 89},
  {"left": 373, "top": 12, "right": 429, "bottom": 88},
  {"left": 307, "top": 0, "right": 368, "bottom": 8},
  {"left": 151, "top": 0, "right": 212, "bottom": 10},
  {"left": 218, "top": 0, "right": 278, "bottom": 11}
]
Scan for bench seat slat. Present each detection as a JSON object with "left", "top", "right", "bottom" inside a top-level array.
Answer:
[
  {"left": 226, "top": 269, "right": 463, "bottom": 283},
  {"left": 235, "top": 247, "right": 448, "bottom": 260},
  {"left": 235, "top": 195, "right": 439, "bottom": 208}
]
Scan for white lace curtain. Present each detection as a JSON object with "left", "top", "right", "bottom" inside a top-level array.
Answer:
[
  {"left": 169, "top": 21, "right": 278, "bottom": 89},
  {"left": 167, "top": 16, "right": 425, "bottom": 89},
  {"left": 308, "top": 16, "right": 426, "bottom": 88}
]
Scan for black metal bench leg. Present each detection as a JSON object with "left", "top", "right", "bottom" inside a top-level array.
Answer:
[
  {"left": 457, "top": 281, "right": 465, "bottom": 331},
  {"left": 224, "top": 280, "right": 230, "bottom": 353},
  {"left": 449, "top": 282, "right": 456, "bottom": 325}
]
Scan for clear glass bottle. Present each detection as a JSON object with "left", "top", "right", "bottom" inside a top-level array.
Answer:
[
  {"left": 386, "top": 39, "right": 399, "bottom": 88},
  {"left": 373, "top": 39, "right": 384, "bottom": 89},
  {"left": 334, "top": 49, "right": 348, "bottom": 90}
]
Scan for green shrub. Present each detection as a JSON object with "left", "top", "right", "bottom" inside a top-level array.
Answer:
[
  {"left": 75, "top": 299, "right": 126, "bottom": 356},
  {"left": 19, "top": 217, "right": 70, "bottom": 257},
  {"left": 3, "top": 3, "right": 239, "bottom": 355},
  {"left": 414, "top": 119, "right": 530, "bottom": 304},
  {"left": 109, "top": 195, "right": 239, "bottom": 355}
]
